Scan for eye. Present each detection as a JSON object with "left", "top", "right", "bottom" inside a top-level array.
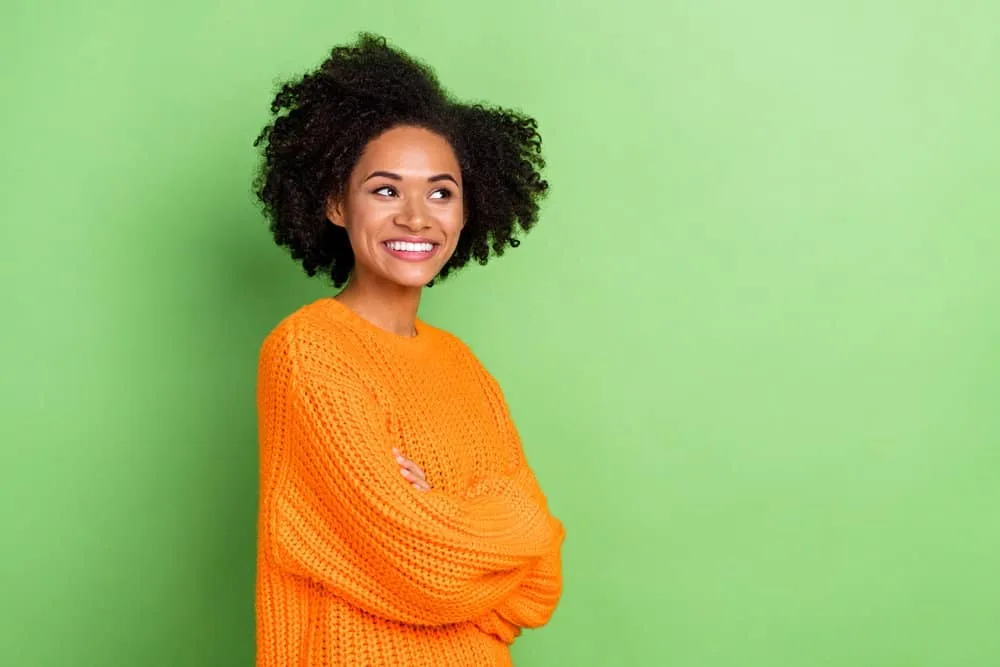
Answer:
[
  {"left": 429, "top": 188, "right": 454, "bottom": 200},
  {"left": 372, "top": 185, "right": 397, "bottom": 197}
]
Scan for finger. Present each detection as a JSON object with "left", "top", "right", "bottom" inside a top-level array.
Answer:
[
  {"left": 395, "top": 455, "right": 427, "bottom": 482},
  {"left": 401, "top": 460, "right": 427, "bottom": 482},
  {"left": 401, "top": 464, "right": 428, "bottom": 487},
  {"left": 400, "top": 468, "right": 431, "bottom": 491},
  {"left": 393, "top": 448, "right": 406, "bottom": 463},
  {"left": 394, "top": 450, "right": 429, "bottom": 487},
  {"left": 400, "top": 466, "right": 427, "bottom": 483}
]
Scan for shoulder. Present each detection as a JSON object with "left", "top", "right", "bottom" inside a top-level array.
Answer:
[
  {"left": 421, "top": 322, "right": 511, "bottom": 399},
  {"left": 420, "top": 319, "right": 474, "bottom": 356},
  {"left": 421, "top": 320, "right": 493, "bottom": 373},
  {"left": 257, "top": 299, "right": 370, "bottom": 379}
]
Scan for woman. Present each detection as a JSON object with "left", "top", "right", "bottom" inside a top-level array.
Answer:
[{"left": 251, "top": 33, "right": 565, "bottom": 666}]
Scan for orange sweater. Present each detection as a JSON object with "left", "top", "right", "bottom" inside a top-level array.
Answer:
[{"left": 254, "top": 298, "right": 565, "bottom": 666}]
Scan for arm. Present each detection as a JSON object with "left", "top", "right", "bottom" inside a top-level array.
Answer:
[
  {"left": 472, "top": 366, "right": 566, "bottom": 642},
  {"left": 475, "top": 516, "right": 564, "bottom": 643},
  {"left": 475, "top": 476, "right": 564, "bottom": 642},
  {"left": 257, "top": 323, "right": 554, "bottom": 627}
]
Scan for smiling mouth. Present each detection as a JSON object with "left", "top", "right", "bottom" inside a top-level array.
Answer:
[{"left": 382, "top": 240, "right": 439, "bottom": 261}]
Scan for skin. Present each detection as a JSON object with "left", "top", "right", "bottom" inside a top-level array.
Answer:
[{"left": 326, "top": 124, "right": 466, "bottom": 491}]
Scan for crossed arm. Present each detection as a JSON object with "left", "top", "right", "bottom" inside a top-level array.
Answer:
[
  {"left": 395, "top": 449, "right": 564, "bottom": 642},
  {"left": 257, "top": 325, "right": 563, "bottom": 637}
]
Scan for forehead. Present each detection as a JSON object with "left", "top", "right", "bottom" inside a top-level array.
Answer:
[{"left": 354, "top": 125, "right": 460, "bottom": 177}]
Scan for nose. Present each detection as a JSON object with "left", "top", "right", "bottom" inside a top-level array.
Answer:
[{"left": 394, "top": 198, "right": 430, "bottom": 231}]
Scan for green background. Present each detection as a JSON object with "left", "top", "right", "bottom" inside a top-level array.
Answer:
[{"left": 2, "top": 1, "right": 998, "bottom": 665}]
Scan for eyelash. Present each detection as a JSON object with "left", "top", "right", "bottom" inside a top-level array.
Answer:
[{"left": 372, "top": 185, "right": 453, "bottom": 200}]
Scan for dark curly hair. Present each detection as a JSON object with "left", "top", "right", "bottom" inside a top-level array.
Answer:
[{"left": 252, "top": 32, "right": 549, "bottom": 287}]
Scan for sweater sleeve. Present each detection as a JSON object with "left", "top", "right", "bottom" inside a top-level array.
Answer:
[
  {"left": 471, "top": 367, "right": 565, "bottom": 642},
  {"left": 257, "top": 323, "right": 553, "bottom": 627},
  {"left": 475, "top": 476, "right": 565, "bottom": 641},
  {"left": 474, "top": 516, "right": 564, "bottom": 643}
]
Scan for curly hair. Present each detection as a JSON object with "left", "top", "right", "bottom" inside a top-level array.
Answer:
[{"left": 252, "top": 32, "right": 549, "bottom": 287}]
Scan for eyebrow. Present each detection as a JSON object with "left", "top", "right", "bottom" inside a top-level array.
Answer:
[{"left": 363, "top": 171, "right": 459, "bottom": 186}]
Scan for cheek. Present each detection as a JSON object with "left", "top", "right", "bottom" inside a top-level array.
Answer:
[
  {"left": 346, "top": 209, "right": 380, "bottom": 244},
  {"left": 446, "top": 207, "right": 466, "bottom": 238}
]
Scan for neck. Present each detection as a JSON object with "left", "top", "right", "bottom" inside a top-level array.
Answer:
[{"left": 334, "top": 275, "right": 422, "bottom": 337}]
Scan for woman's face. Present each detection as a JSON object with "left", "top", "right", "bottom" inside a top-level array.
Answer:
[{"left": 327, "top": 125, "right": 465, "bottom": 290}]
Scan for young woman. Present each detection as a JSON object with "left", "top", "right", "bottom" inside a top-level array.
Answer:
[{"left": 251, "top": 33, "right": 564, "bottom": 666}]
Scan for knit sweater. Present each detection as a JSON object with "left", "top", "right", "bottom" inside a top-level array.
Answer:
[{"left": 255, "top": 298, "right": 565, "bottom": 667}]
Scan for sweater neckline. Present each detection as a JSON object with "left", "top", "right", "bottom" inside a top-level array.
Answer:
[{"left": 319, "top": 297, "right": 433, "bottom": 352}]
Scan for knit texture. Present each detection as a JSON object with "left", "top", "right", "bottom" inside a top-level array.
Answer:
[{"left": 255, "top": 298, "right": 564, "bottom": 666}]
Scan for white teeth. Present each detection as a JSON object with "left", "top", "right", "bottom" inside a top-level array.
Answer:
[{"left": 385, "top": 241, "right": 434, "bottom": 252}]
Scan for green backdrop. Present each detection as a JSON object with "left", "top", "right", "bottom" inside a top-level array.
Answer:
[{"left": 2, "top": 1, "right": 998, "bottom": 665}]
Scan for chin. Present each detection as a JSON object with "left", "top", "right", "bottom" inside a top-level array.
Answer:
[{"left": 386, "top": 270, "right": 439, "bottom": 289}]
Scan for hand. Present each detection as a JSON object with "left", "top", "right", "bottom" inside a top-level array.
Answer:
[{"left": 393, "top": 448, "right": 431, "bottom": 492}]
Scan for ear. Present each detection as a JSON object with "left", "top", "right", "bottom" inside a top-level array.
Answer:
[{"left": 325, "top": 195, "right": 347, "bottom": 229}]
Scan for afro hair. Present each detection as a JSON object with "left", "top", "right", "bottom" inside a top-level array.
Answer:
[{"left": 252, "top": 32, "right": 549, "bottom": 287}]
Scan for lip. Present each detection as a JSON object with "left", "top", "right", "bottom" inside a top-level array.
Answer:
[
  {"left": 381, "top": 237, "right": 441, "bottom": 263},
  {"left": 383, "top": 236, "right": 440, "bottom": 244}
]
